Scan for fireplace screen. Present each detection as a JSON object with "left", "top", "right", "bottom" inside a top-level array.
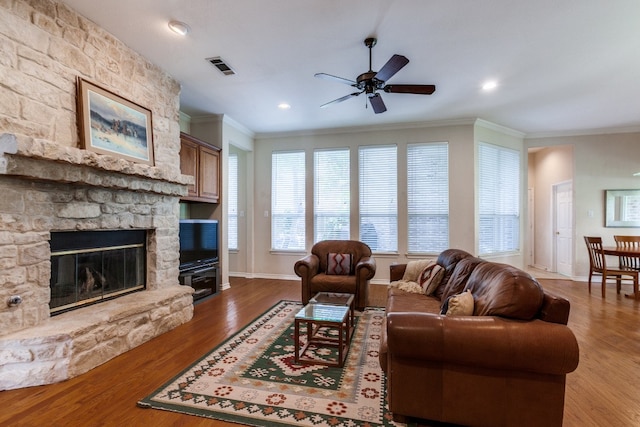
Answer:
[{"left": 50, "top": 230, "right": 146, "bottom": 315}]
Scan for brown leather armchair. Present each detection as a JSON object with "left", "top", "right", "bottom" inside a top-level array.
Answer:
[{"left": 294, "top": 240, "right": 376, "bottom": 310}]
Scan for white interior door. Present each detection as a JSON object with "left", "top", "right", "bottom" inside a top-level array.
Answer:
[{"left": 554, "top": 181, "right": 573, "bottom": 276}]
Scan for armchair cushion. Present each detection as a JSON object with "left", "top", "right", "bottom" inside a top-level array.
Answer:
[
  {"left": 326, "top": 253, "right": 352, "bottom": 275},
  {"left": 295, "top": 240, "right": 376, "bottom": 311}
]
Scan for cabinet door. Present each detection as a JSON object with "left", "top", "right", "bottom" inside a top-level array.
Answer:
[
  {"left": 179, "top": 137, "right": 199, "bottom": 198},
  {"left": 199, "top": 145, "right": 220, "bottom": 202}
]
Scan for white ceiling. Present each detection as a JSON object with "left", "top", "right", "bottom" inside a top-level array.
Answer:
[{"left": 61, "top": 0, "right": 640, "bottom": 136}]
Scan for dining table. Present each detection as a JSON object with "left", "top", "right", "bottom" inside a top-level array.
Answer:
[
  {"left": 602, "top": 245, "right": 640, "bottom": 299},
  {"left": 603, "top": 246, "right": 640, "bottom": 257}
]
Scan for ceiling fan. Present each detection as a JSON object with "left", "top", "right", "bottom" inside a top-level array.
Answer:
[{"left": 315, "top": 37, "right": 436, "bottom": 114}]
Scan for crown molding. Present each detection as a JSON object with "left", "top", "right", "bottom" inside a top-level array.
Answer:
[
  {"left": 525, "top": 125, "right": 640, "bottom": 139},
  {"left": 190, "top": 114, "right": 224, "bottom": 124},
  {"left": 254, "top": 118, "right": 480, "bottom": 140},
  {"left": 179, "top": 111, "right": 192, "bottom": 124},
  {"left": 222, "top": 115, "right": 255, "bottom": 138},
  {"left": 474, "top": 118, "right": 525, "bottom": 138}
]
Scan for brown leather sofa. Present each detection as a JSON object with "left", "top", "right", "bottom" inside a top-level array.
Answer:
[
  {"left": 294, "top": 240, "right": 376, "bottom": 310},
  {"left": 379, "top": 249, "right": 579, "bottom": 427}
]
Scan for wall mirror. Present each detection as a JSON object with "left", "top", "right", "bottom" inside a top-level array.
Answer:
[{"left": 605, "top": 189, "right": 640, "bottom": 227}]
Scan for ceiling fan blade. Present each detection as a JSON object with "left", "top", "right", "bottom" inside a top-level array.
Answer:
[
  {"left": 314, "top": 73, "right": 357, "bottom": 87},
  {"left": 320, "top": 92, "right": 362, "bottom": 109},
  {"left": 375, "top": 54, "right": 409, "bottom": 82},
  {"left": 384, "top": 84, "right": 436, "bottom": 95},
  {"left": 368, "top": 93, "right": 387, "bottom": 114}
]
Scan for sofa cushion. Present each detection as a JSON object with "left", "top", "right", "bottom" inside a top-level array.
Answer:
[
  {"left": 386, "top": 287, "right": 443, "bottom": 313},
  {"left": 439, "top": 257, "right": 485, "bottom": 308},
  {"left": 432, "top": 249, "right": 474, "bottom": 300},
  {"left": 465, "top": 262, "right": 544, "bottom": 320},
  {"left": 327, "top": 253, "right": 352, "bottom": 275},
  {"left": 441, "top": 289, "right": 474, "bottom": 315},
  {"left": 419, "top": 263, "right": 445, "bottom": 295}
]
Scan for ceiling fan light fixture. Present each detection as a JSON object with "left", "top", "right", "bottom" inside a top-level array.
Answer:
[{"left": 168, "top": 20, "right": 190, "bottom": 36}]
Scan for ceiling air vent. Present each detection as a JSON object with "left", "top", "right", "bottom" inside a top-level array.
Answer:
[{"left": 206, "top": 57, "right": 236, "bottom": 76}]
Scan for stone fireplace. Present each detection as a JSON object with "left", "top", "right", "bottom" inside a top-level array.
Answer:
[
  {"left": 0, "top": 0, "right": 198, "bottom": 390},
  {"left": 0, "top": 134, "right": 195, "bottom": 390}
]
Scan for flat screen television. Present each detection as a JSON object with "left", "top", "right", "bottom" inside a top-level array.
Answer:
[{"left": 179, "top": 219, "right": 218, "bottom": 270}]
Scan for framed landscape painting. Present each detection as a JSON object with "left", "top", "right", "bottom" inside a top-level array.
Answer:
[{"left": 77, "top": 77, "right": 154, "bottom": 166}]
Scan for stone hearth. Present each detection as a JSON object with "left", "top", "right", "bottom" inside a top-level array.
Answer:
[
  {"left": 0, "top": 134, "right": 195, "bottom": 390},
  {"left": 0, "top": 0, "right": 198, "bottom": 390}
]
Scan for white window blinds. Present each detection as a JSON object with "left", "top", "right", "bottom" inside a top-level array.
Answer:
[
  {"left": 478, "top": 142, "right": 520, "bottom": 255},
  {"left": 271, "top": 150, "right": 305, "bottom": 250},
  {"left": 407, "top": 143, "right": 449, "bottom": 253},
  {"left": 314, "top": 148, "right": 350, "bottom": 242},
  {"left": 359, "top": 145, "right": 397, "bottom": 252},
  {"left": 228, "top": 153, "right": 238, "bottom": 250}
]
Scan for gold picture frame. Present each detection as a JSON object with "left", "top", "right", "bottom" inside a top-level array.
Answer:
[{"left": 77, "top": 77, "right": 154, "bottom": 166}]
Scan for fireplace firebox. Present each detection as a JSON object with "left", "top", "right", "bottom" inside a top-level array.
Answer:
[{"left": 49, "top": 230, "right": 147, "bottom": 315}]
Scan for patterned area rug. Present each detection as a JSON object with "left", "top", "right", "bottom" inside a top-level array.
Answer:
[{"left": 138, "top": 300, "right": 401, "bottom": 426}]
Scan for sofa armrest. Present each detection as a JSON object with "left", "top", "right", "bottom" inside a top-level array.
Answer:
[
  {"left": 294, "top": 254, "right": 320, "bottom": 278},
  {"left": 386, "top": 312, "right": 579, "bottom": 375},
  {"left": 389, "top": 263, "right": 406, "bottom": 282},
  {"left": 356, "top": 255, "right": 376, "bottom": 280},
  {"left": 538, "top": 291, "right": 571, "bottom": 324}
]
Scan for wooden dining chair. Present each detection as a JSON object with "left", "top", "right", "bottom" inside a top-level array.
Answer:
[
  {"left": 613, "top": 235, "right": 640, "bottom": 270},
  {"left": 584, "top": 236, "right": 639, "bottom": 298}
]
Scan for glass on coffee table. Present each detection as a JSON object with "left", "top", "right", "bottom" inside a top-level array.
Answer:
[{"left": 308, "top": 292, "right": 355, "bottom": 335}]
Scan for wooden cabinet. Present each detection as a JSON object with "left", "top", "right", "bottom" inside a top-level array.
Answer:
[{"left": 179, "top": 132, "right": 220, "bottom": 203}]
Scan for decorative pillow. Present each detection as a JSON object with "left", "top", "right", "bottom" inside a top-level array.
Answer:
[
  {"left": 402, "top": 259, "right": 435, "bottom": 282},
  {"left": 440, "top": 290, "right": 474, "bottom": 316},
  {"left": 418, "top": 263, "right": 445, "bottom": 295},
  {"left": 327, "top": 253, "right": 352, "bottom": 275}
]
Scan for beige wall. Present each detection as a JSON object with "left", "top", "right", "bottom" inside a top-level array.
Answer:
[
  {"left": 251, "top": 120, "right": 525, "bottom": 282},
  {"left": 528, "top": 145, "right": 574, "bottom": 272},
  {"left": 223, "top": 118, "right": 254, "bottom": 280},
  {"left": 527, "top": 132, "right": 640, "bottom": 278}
]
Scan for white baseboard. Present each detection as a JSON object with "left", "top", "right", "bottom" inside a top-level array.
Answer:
[{"left": 228, "top": 272, "right": 389, "bottom": 285}]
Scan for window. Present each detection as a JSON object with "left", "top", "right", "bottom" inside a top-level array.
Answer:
[
  {"left": 478, "top": 142, "right": 520, "bottom": 255},
  {"left": 407, "top": 143, "right": 449, "bottom": 253},
  {"left": 227, "top": 153, "right": 238, "bottom": 250},
  {"left": 359, "top": 145, "right": 397, "bottom": 252},
  {"left": 271, "top": 151, "right": 305, "bottom": 250},
  {"left": 314, "top": 148, "right": 350, "bottom": 242}
]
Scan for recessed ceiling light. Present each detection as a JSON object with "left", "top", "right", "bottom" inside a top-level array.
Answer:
[
  {"left": 168, "top": 20, "right": 190, "bottom": 36},
  {"left": 482, "top": 81, "right": 498, "bottom": 91},
  {"left": 278, "top": 103, "right": 291, "bottom": 110}
]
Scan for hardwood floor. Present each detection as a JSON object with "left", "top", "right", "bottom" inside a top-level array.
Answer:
[{"left": 1, "top": 276, "right": 639, "bottom": 426}]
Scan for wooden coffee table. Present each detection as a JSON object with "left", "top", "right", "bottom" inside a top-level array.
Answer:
[
  {"left": 294, "top": 303, "right": 351, "bottom": 367},
  {"left": 309, "top": 292, "right": 355, "bottom": 337}
]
